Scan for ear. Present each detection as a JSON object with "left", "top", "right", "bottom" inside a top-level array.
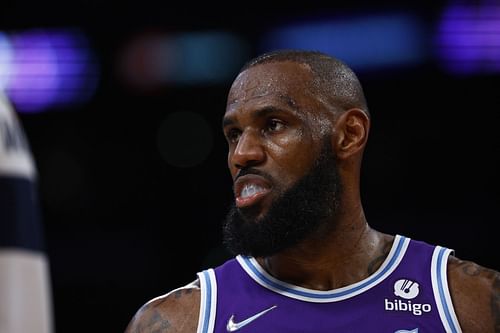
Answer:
[{"left": 333, "top": 108, "right": 370, "bottom": 160}]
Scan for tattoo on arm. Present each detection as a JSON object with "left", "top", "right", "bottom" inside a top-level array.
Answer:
[
  {"left": 492, "top": 274, "right": 500, "bottom": 333},
  {"left": 460, "top": 261, "right": 481, "bottom": 276},
  {"left": 455, "top": 260, "right": 500, "bottom": 332},
  {"left": 174, "top": 287, "right": 194, "bottom": 299},
  {"left": 142, "top": 310, "right": 171, "bottom": 333},
  {"left": 174, "top": 289, "right": 183, "bottom": 299},
  {"left": 131, "top": 281, "right": 199, "bottom": 333}
]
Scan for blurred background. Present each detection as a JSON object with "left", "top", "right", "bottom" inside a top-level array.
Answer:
[{"left": 1, "top": 0, "right": 499, "bottom": 332}]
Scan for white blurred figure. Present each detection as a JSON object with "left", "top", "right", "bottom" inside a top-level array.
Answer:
[{"left": 0, "top": 92, "right": 53, "bottom": 333}]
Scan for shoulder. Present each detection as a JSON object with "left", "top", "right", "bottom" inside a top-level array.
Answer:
[
  {"left": 124, "top": 279, "right": 201, "bottom": 333},
  {"left": 447, "top": 255, "right": 500, "bottom": 333}
]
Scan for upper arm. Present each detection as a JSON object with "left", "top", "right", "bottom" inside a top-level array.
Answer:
[
  {"left": 447, "top": 256, "right": 500, "bottom": 333},
  {"left": 125, "top": 280, "right": 201, "bottom": 333}
]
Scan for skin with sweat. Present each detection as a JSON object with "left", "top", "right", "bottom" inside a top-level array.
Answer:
[
  {"left": 124, "top": 60, "right": 500, "bottom": 333},
  {"left": 223, "top": 61, "right": 379, "bottom": 289}
]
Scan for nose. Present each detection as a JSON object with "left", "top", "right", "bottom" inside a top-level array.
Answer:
[{"left": 230, "top": 130, "right": 265, "bottom": 169}]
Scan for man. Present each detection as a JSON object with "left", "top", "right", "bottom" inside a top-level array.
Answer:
[{"left": 125, "top": 50, "right": 499, "bottom": 332}]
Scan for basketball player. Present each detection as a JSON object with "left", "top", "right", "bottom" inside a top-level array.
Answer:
[{"left": 125, "top": 50, "right": 500, "bottom": 332}]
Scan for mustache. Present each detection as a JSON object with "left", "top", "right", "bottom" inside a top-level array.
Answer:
[{"left": 234, "top": 167, "right": 273, "bottom": 183}]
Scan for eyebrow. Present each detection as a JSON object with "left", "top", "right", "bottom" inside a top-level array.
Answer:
[
  {"left": 277, "top": 94, "right": 299, "bottom": 111},
  {"left": 222, "top": 106, "right": 298, "bottom": 129},
  {"left": 222, "top": 95, "right": 301, "bottom": 129},
  {"left": 228, "top": 94, "right": 299, "bottom": 110}
]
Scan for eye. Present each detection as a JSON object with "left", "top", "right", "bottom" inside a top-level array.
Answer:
[
  {"left": 266, "top": 119, "right": 285, "bottom": 132},
  {"left": 225, "top": 128, "right": 241, "bottom": 143}
]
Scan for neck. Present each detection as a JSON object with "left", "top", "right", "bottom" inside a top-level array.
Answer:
[{"left": 257, "top": 204, "right": 393, "bottom": 291}]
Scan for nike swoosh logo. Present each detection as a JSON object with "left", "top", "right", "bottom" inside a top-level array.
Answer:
[{"left": 226, "top": 305, "right": 277, "bottom": 332}]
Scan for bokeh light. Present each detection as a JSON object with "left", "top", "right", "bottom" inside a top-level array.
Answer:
[
  {"left": 0, "top": 33, "right": 14, "bottom": 90},
  {"left": 120, "top": 31, "right": 250, "bottom": 89},
  {"left": 435, "top": 3, "right": 500, "bottom": 74},
  {"left": 0, "top": 29, "right": 99, "bottom": 113},
  {"left": 260, "top": 13, "right": 427, "bottom": 71}
]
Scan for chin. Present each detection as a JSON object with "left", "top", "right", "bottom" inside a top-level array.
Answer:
[{"left": 237, "top": 205, "right": 267, "bottom": 223}]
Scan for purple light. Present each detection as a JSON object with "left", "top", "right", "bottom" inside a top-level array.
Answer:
[
  {"left": 0, "top": 33, "right": 13, "bottom": 90},
  {"left": 3, "top": 29, "right": 99, "bottom": 113},
  {"left": 7, "top": 33, "right": 59, "bottom": 111},
  {"left": 435, "top": 4, "right": 500, "bottom": 74}
]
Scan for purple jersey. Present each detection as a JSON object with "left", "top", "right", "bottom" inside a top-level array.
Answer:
[{"left": 196, "top": 235, "right": 462, "bottom": 333}]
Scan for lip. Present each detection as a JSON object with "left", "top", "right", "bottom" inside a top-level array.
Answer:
[{"left": 234, "top": 174, "right": 272, "bottom": 208}]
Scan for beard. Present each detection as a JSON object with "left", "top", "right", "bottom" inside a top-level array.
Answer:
[{"left": 222, "top": 140, "right": 342, "bottom": 257}]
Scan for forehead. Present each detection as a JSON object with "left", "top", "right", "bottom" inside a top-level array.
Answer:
[{"left": 227, "top": 61, "right": 315, "bottom": 109}]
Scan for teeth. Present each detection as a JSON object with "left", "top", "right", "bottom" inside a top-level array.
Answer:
[{"left": 241, "top": 184, "right": 265, "bottom": 198}]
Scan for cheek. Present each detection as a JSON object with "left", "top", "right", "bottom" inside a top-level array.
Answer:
[
  {"left": 227, "top": 151, "right": 237, "bottom": 176},
  {"left": 267, "top": 130, "right": 317, "bottom": 184}
]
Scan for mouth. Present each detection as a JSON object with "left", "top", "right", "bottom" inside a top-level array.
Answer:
[{"left": 234, "top": 174, "right": 272, "bottom": 208}]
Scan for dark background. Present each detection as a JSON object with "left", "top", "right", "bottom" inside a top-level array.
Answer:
[{"left": 2, "top": 1, "right": 499, "bottom": 332}]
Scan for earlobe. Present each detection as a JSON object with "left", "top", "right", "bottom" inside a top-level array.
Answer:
[{"left": 335, "top": 109, "right": 370, "bottom": 159}]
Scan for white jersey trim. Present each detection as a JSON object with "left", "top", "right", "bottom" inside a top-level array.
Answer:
[
  {"left": 0, "top": 93, "right": 36, "bottom": 179},
  {"left": 237, "top": 234, "right": 410, "bottom": 303},
  {"left": 431, "top": 246, "right": 462, "bottom": 333},
  {"left": 197, "top": 269, "right": 217, "bottom": 333}
]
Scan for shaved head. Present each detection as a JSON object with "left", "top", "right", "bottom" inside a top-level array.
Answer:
[{"left": 239, "top": 50, "right": 369, "bottom": 116}]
